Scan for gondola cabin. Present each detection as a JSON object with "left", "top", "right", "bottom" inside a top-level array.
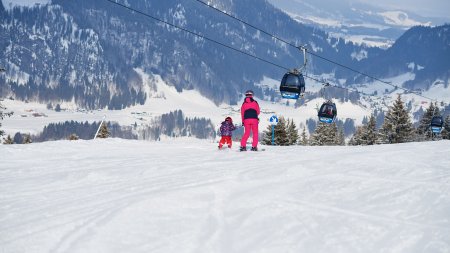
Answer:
[
  {"left": 430, "top": 116, "right": 444, "bottom": 133},
  {"left": 279, "top": 71, "right": 305, "bottom": 100},
  {"left": 318, "top": 102, "right": 337, "bottom": 124}
]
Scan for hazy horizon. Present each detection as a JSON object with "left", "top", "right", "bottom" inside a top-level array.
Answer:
[{"left": 2, "top": 0, "right": 450, "bottom": 21}]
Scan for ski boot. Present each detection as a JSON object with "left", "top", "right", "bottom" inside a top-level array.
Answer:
[
  {"left": 239, "top": 146, "right": 247, "bottom": 152},
  {"left": 251, "top": 146, "right": 258, "bottom": 151}
]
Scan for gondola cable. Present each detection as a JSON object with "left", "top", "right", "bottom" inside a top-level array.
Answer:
[
  {"left": 104, "top": 0, "right": 288, "bottom": 72},
  {"left": 103, "top": 0, "right": 367, "bottom": 99},
  {"left": 192, "top": 0, "right": 448, "bottom": 106},
  {"left": 104, "top": 0, "right": 443, "bottom": 110}
]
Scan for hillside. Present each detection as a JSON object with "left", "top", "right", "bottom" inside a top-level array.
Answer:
[
  {"left": 357, "top": 25, "right": 450, "bottom": 90},
  {"left": 1, "top": 0, "right": 448, "bottom": 110}
]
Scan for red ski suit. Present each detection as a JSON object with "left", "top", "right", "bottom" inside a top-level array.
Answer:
[
  {"left": 240, "top": 97, "right": 260, "bottom": 148},
  {"left": 219, "top": 120, "right": 236, "bottom": 148}
]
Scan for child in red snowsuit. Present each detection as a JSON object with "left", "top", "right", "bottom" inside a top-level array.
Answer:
[{"left": 218, "top": 117, "right": 237, "bottom": 149}]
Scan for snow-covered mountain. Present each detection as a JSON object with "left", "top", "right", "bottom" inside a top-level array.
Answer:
[
  {"left": 1, "top": 0, "right": 447, "bottom": 107},
  {"left": 267, "top": 0, "right": 449, "bottom": 48},
  {"left": 1, "top": 138, "right": 450, "bottom": 252},
  {"left": 356, "top": 25, "right": 450, "bottom": 90},
  {"left": 3, "top": 0, "right": 346, "bottom": 108}
]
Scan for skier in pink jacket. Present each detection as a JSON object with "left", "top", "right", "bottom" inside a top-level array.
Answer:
[{"left": 240, "top": 90, "right": 260, "bottom": 151}]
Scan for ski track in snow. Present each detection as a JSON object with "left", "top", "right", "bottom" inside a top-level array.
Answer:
[{"left": 1, "top": 139, "right": 450, "bottom": 253}]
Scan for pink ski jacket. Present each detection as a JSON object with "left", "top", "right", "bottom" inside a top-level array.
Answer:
[{"left": 241, "top": 97, "right": 260, "bottom": 124}]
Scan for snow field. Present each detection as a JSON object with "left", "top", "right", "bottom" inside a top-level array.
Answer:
[{"left": 1, "top": 139, "right": 450, "bottom": 253}]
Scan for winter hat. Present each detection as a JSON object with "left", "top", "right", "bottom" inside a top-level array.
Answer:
[
  {"left": 245, "top": 90, "right": 254, "bottom": 97},
  {"left": 225, "top": 116, "right": 232, "bottom": 122}
]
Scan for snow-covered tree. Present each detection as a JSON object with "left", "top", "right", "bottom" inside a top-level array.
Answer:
[
  {"left": 349, "top": 114, "right": 377, "bottom": 146},
  {"left": 365, "top": 114, "right": 378, "bottom": 145},
  {"left": 337, "top": 127, "right": 345, "bottom": 146},
  {"left": 3, "top": 134, "right": 13, "bottom": 144},
  {"left": 442, "top": 115, "right": 450, "bottom": 140},
  {"left": 286, "top": 119, "right": 299, "bottom": 145},
  {"left": 361, "top": 116, "right": 368, "bottom": 125},
  {"left": 349, "top": 126, "right": 365, "bottom": 146},
  {"left": 0, "top": 103, "right": 13, "bottom": 137},
  {"left": 274, "top": 117, "right": 289, "bottom": 145},
  {"left": 262, "top": 117, "right": 290, "bottom": 145},
  {"left": 379, "top": 94, "right": 414, "bottom": 144},
  {"left": 310, "top": 122, "right": 338, "bottom": 146},
  {"left": 23, "top": 134, "right": 32, "bottom": 144},
  {"left": 299, "top": 126, "right": 309, "bottom": 146},
  {"left": 261, "top": 124, "right": 274, "bottom": 145},
  {"left": 68, "top": 133, "right": 79, "bottom": 141},
  {"left": 96, "top": 122, "right": 110, "bottom": 138}
]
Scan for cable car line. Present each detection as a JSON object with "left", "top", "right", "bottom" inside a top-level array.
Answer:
[
  {"left": 193, "top": 0, "right": 295, "bottom": 47},
  {"left": 192, "top": 0, "right": 394, "bottom": 85},
  {"left": 104, "top": 0, "right": 444, "bottom": 109},
  {"left": 103, "top": 0, "right": 361, "bottom": 96},
  {"left": 192, "top": 0, "right": 448, "bottom": 106},
  {"left": 104, "top": 0, "right": 288, "bottom": 71}
]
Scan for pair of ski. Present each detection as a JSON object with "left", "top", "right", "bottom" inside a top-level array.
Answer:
[{"left": 217, "top": 147, "right": 265, "bottom": 152}]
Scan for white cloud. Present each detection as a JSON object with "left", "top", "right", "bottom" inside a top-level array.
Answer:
[{"left": 354, "top": 0, "right": 450, "bottom": 19}]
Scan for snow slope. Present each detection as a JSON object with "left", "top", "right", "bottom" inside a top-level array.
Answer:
[
  {"left": 0, "top": 69, "right": 446, "bottom": 140},
  {"left": 1, "top": 70, "right": 372, "bottom": 138},
  {"left": 1, "top": 139, "right": 450, "bottom": 253}
]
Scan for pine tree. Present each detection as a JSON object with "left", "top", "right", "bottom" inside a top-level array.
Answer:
[
  {"left": 68, "top": 133, "right": 79, "bottom": 140},
  {"left": 442, "top": 115, "right": 450, "bottom": 140},
  {"left": 365, "top": 114, "right": 377, "bottom": 145},
  {"left": 330, "top": 123, "right": 339, "bottom": 145},
  {"left": 261, "top": 124, "right": 275, "bottom": 145},
  {"left": 349, "top": 115, "right": 377, "bottom": 146},
  {"left": 23, "top": 134, "right": 32, "bottom": 144},
  {"left": 286, "top": 119, "right": 299, "bottom": 145},
  {"left": 310, "top": 122, "right": 338, "bottom": 146},
  {"left": 0, "top": 102, "right": 13, "bottom": 137},
  {"left": 309, "top": 124, "right": 323, "bottom": 146},
  {"left": 96, "top": 122, "right": 110, "bottom": 138},
  {"left": 349, "top": 126, "right": 365, "bottom": 145},
  {"left": 262, "top": 117, "right": 290, "bottom": 145},
  {"left": 361, "top": 116, "right": 368, "bottom": 125},
  {"left": 274, "top": 117, "right": 289, "bottom": 145},
  {"left": 3, "top": 134, "right": 13, "bottom": 144},
  {"left": 379, "top": 94, "right": 414, "bottom": 144},
  {"left": 299, "top": 126, "right": 308, "bottom": 146},
  {"left": 337, "top": 127, "right": 345, "bottom": 146}
]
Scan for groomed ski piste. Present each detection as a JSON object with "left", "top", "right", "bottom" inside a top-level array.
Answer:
[{"left": 1, "top": 138, "right": 450, "bottom": 253}]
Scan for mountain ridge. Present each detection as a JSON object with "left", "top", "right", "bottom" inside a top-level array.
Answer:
[{"left": 0, "top": 0, "right": 448, "bottom": 110}]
